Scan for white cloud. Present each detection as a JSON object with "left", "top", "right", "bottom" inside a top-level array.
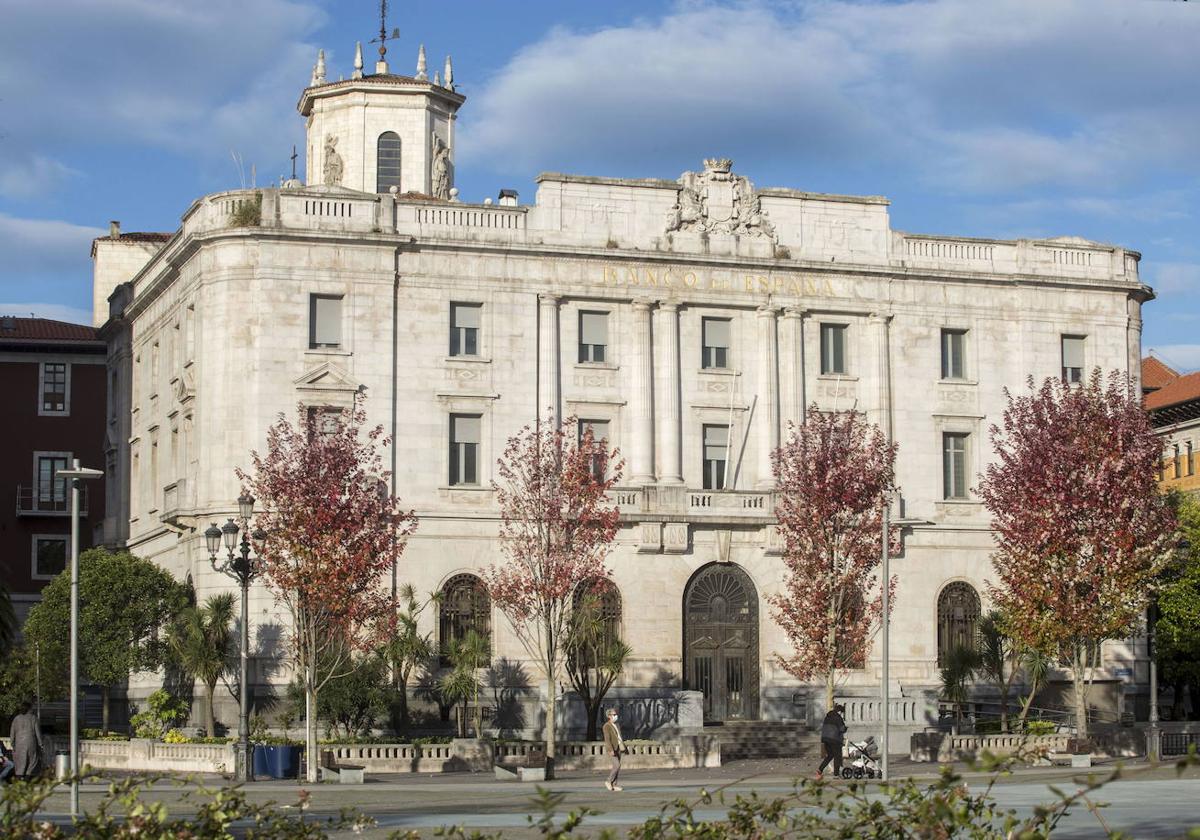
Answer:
[
  {"left": 0, "top": 302, "right": 92, "bottom": 326},
  {"left": 0, "top": 0, "right": 325, "bottom": 174},
  {"left": 0, "top": 155, "right": 79, "bottom": 199},
  {"left": 461, "top": 0, "right": 1200, "bottom": 192},
  {"left": 1145, "top": 262, "right": 1200, "bottom": 298},
  {"left": 0, "top": 213, "right": 106, "bottom": 275}
]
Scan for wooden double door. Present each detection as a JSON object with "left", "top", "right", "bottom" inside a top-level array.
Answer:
[{"left": 683, "top": 563, "right": 759, "bottom": 721}]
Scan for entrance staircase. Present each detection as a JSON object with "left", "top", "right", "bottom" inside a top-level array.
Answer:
[{"left": 710, "top": 721, "right": 820, "bottom": 761}]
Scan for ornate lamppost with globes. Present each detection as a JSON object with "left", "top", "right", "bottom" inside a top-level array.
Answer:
[{"left": 205, "top": 493, "right": 265, "bottom": 783}]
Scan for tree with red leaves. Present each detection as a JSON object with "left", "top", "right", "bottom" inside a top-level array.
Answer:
[
  {"left": 978, "top": 372, "right": 1176, "bottom": 738},
  {"left": 239, "top": 394, "right": 416, "bottom": 780},
  {"left": 483, "top": 416, "right": 623, "bottom": 778},
  {"left": 768, "top": 407, "right": 898, "bottom": 711}
]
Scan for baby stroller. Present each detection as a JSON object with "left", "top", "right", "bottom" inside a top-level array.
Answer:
[{"left": 840, "top": 736, "right": 881, "bottom": 779}]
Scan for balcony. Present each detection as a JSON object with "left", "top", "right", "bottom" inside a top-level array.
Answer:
[
  {"left": 16, "top": 485, "right": 89, "bottom": 517},
  {"left": 608, "top": 485, "right": 776, "bottom": 523}
]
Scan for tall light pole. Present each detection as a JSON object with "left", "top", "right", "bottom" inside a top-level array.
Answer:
[
  {"left": 58, "top": 460, "right": 103, "bottom": 818},
  {"left": 880, "top": 491, "right": 890, "bottom": 782},
  {"left": 206, "top": 493, "right": 264, "bottom": 783}
]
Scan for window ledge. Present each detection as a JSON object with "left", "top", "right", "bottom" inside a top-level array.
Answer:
[
  {"left": 575, "top": 361, "right": 619, "bottom": 371},
  {"left": 817, "top": 374, "right": 858, "bottom": 382},
  {"left": 936, "top": 499, "right": 979, "bottom": 506},
  {"left": 696, "top": 368, "right": 741, "bottom": 377},
  {"left": 445, "top": 356, "right": 492, "bottom": 364},
  {"left": 938, "top": 378, "right": 978, "bottom": 386},
  {"left": 438, "top": 485, "right": 492, "bottom": 493},
  {"left": 306, "top": 348, "right": 352, "bottom": 356}
]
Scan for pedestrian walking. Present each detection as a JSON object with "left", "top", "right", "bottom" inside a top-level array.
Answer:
[
  {"left": 602, "top": 707, "right": 626, "bottom": 791},
  {"left": 10, "top": 702, "right": 43, "bottom": 781},
  {"left": 815, "top": 702, "right": 848, "bottom": 780},
  {"left": 0, "top": 742, "right": 14, "bottom": 784}
]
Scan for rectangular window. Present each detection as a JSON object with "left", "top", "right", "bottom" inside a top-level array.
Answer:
[
  {"left": 943, "top": 432, "right": 969, "bottom": 500},
  {"left": 702, "top": 318, "right": 731, "bottom": 370},
  {"left": 306, "top": 406, "right": 342, "bottom": 437},
  {"left": 41, "top": 362, "right": 68, "bottom": 414},
  {"left": 703, "top": 424, "right": 729, "bottom": 490},
  {"left": 1175, "top": 444, "right": 1183, "bottom": 480},
  {"left": 940, "top": 329, "right": 967, "bottom": 380},
  {"left": 309, "top": 294, "right": 344, "bottom": 349},
  {"left": 820, "top": 324, "right": 848, "bottom": 375},
  {"left": 578, "top": 419, "right": 610, "bottom": 481},
  {"left": 1061, "top": 335, "right": 1085, "bottom": 384},
  {"left": 33, "top": 536, "right": 68, "bottom": 579},
  {"left": 1189, "top": 441, "right": 1195, "bottom": 477},
  {"left": 37, "top": 455, "right": 69, "bottom": 508},
  {"left": 578, "top": 311, "right": 608, "bottom": 363},
  {"left": 449, "top": 414, "right": 481, "bottom": 486},
  {"left": 450, "top": 303, "right": 482, "bottom": 357}
]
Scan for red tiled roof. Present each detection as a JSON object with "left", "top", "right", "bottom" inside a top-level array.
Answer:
[
  {"left": 0, "top": 317, "right": 101, "bottom": 344},
  {"left": 1142, "top": 356, "right": 1180, "bottom": 391},
  {"left": 1145, "top": 370, "right": 1200, "bottom": 411}
]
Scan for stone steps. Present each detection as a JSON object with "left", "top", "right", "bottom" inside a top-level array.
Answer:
[{"left": 709, "top": 721, "right": 820, "bottom": 760}]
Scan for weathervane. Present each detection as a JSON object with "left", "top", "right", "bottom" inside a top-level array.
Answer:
[{"left": 370, "top": 0, "right": 399, "bottom": 71}]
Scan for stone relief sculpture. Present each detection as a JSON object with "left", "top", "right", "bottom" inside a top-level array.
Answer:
[
  {"left": 431, "top": 135, "right": 451, "bottom": 199},
  {"left": 664, "top": 158, "right": 776, "bottom": 241},
  {"left": 322, "top": 135, "right": 344, "bottom": 186}
]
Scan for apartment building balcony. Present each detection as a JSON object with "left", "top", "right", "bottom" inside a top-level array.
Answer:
[{"left": 16, "top": 485, "right": 88, "bottom": 517}]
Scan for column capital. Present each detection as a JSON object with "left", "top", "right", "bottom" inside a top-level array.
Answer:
[
  {"left": 867, "top": 311, "right": 894, "bottom": 323},
  {"left": 631, "top": 297, "right": 656, "bottom": 311},
  {"left": 538, "top": 292, "right": 561, "bottom": 306},
  {"left": 782, "top": 305, "right": 808, "bottom": 319},
  {"left": 756, "top": 304, "right": 780, "bottom": 317},
  {"left": 656, "top": 300, "right": 680, "bottom": 313}
]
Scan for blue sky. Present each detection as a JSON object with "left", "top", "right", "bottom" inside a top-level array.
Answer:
[{"left": 1, "top": 0, "right": 1197, "bottom": 369}]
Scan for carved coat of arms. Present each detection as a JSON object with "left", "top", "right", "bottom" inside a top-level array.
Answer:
[{"left": 665, "top": 158, "right": 776, "bottom": 241}]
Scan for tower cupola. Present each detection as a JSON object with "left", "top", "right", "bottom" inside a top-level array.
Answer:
[{"left": 297, "top": 40, "right": 464, "bottom": 197}]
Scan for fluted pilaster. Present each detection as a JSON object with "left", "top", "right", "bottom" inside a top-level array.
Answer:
[
  {"left": 756, "top": 305, "right": 780, "bottom": 489},
  {"left": 655, "top": 301, "right": 683, "bottom": 484},
  {"left": 630, "top": 298, "right": 656, "bottom": 484},
  {"left": 780, "top": 306, "right": 806, "bottom": 436}
]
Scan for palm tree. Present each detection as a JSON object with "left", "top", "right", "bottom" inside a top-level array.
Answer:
[
  {"left": 940, "top": 644, "right": 981, "bottom": 732},
  {"left": 168, "top": 593, "right": 235, "bottom": 737},
  {"left": 565, "top": 593, "right": 631, "bottom": 741},
  {"left": 1016, "top": 645, "right": 1052, "bottom": 732},
  {"left": 976, "top": 611, "right": 1019, "bottom": 732},
  {"left": 439, "top": 630, "right": 489, "bottom": 738},
  {"left": 382, "top": 585, "right": 436, "bottom": 732}
]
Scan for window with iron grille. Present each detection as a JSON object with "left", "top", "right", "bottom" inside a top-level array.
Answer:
[
  {"left": 438, "top": 574, "right": 491, "bottom": 666},
  {"left": 937, "top": 581, "right": 981, "bottom": 666}
]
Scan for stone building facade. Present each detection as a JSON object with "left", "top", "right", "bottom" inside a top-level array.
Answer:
[{"left": 95, "top": 47, "right": 1156, "bottom": 732}]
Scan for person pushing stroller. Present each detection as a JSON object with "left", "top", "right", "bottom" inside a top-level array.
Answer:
[{"left": 815, "top": 703, "right": 847, "bottom": 780}]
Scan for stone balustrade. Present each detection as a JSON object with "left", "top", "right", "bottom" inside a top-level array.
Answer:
[{"left": 895, "top": 233, "right": 1137, "bottom": 284}]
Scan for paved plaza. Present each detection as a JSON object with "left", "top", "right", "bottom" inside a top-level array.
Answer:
[{"left": 29, "top": 758, "right": 1200, "bottom": 838}]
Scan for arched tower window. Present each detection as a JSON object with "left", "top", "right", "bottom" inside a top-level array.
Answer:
[
  {"left": 438, "top": 573, "right": 490, "bottom": 666},
  {"left": 376, "top": 132, "right": 402, "bottom": 193},
  {"left": 937, "top": 581, "right": 981, "bottom": 666}
]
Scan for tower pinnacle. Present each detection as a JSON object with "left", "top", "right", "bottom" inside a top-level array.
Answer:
[
  {"left": 311, "top": 49, "right": 326, "bottom": 86},
  {"left": 444, "top": 55, "right": 454, "bottom": 91},
  {"left": 353, "top": 41, "right": 364, "bottom": 79},
  {"left": 416, "top": 44, "right": 428, "bottom": 81}
]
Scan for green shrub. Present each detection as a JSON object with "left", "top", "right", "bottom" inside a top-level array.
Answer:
[
  {"left": 1024, "top": 719, "right": 1057, "bottom": 735},
  {"left": 129, "top": 689, "right": 188, "bottom": 739},
  {"left": 229, "top": 193, "right": 262, "bottom": 227},
  {"left": 82, "top": 728, "right": 128, "bottom": 741}
]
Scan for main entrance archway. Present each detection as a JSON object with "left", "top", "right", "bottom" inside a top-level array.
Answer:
[{"left": 683, "top": 563, "right": 759, "bottom": 721}]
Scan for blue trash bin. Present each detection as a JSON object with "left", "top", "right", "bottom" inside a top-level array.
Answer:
[
  {"left": 269, "top": 745, "right": 300, "bottom": 779},
  {"left": 252, "top": 744, "right": 271, "bottom": 778}
]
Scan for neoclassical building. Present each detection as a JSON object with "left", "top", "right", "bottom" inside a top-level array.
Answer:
[{"left": 95, "top": 42, "right": 1155, "bottom": 733}]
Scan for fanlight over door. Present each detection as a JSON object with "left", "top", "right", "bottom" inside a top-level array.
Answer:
[{"left": 683, "top": 563, "right": 759, "bottom": 721}]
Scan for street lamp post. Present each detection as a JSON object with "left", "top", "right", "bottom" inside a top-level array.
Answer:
[
  {"left": 58, "top": 460, "right": 103, "bottom": 819},
  {"left": 881, "top": 491, "right": 890, "bottom": 783},
  {"left": 205, "top": 493, "right": 264, "bottom": 784},
  {"left": 1147, "top": 595, "right": 1159, "bottom": 762}
]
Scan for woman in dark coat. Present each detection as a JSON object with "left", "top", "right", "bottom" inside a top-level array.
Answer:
[
  {"left": 816, "top": 703, "right": 847, "bottom": 779},
  {"left": 10, "top": 702, "right": 42, "bottom": 780}
]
